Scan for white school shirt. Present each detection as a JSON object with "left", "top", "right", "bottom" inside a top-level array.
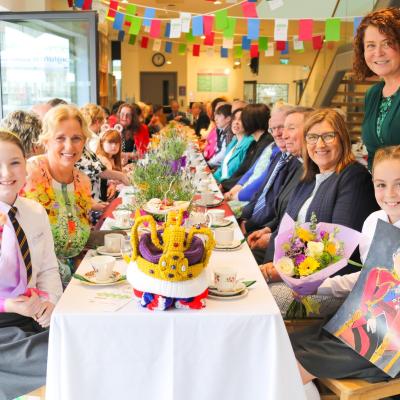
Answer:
[
  {"left": 1, "top": 197, "right": 63, "bottom": 305},
  {"left": 317, "top": 210, "right": 400, "bottom": 298}
]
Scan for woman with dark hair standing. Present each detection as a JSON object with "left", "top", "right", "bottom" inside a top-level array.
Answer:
[
  {"left": 220, "top": 103, "right": 273, "bottom": 192},
  {"left": 117, "top": 103, "right": 149, "bottom": 163},
  {"left": 354, "top": 7, "right": 400, "bottom": 169}
]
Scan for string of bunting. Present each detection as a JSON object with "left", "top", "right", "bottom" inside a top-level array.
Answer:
[{"left": 68, "top": 0, "right": 363, "bottom": 59}]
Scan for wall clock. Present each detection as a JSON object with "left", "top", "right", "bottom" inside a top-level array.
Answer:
[{"left": 152, "top": 52, "right": 166, "bottom": 67}]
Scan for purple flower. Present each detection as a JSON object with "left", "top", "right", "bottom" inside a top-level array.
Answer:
[
  {"left": 295, "top": 254, "right": 306, "bottom": 265},
  {"left": 319, "top": 230, "right": 328, "bottom": 240}
]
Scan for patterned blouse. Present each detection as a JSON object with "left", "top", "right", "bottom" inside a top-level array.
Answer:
[
  {"left": 22, "top": 155, "right": 92, "bottom": 284},
  {"left": 376, "top": 94, "right": 396, "bottom": 144}
]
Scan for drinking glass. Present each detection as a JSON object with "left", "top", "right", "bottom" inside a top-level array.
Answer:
[{"left": 121, "top": 236, "right": 132, "bottom": 264}]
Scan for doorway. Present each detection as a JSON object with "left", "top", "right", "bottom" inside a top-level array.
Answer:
[{"left": 140, "top": 72, "right": 177, "bottom": 106}]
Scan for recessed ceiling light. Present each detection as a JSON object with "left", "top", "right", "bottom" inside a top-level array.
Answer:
[
  {"left": 166, "top": 60, "right": 172, "bottom": 64},
  {"left": 214, "top": 0, "right": 222, "bottom": 4},
  {"left": 200, "top": 35, "right": 206, "bottom": 39}
]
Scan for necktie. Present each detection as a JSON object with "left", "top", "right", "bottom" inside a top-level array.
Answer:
[
  {"left": 252, "top": 153, "right": 291, "bottom": 220},
  {"left": 8, "top": 206, "right": 32, "bottom": 282}
]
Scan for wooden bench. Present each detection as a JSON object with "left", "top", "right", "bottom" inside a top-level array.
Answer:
[{"left": 319, "top": 377, "right": 400, "bottom": 400}]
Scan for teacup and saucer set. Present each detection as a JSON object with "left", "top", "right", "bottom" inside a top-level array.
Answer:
[
  {"left": 75, "top": 255, "right": 125, "bottom": 286},
  {"left": 206, "top": 209, "right": 232, "bottom": 228},
  {"left": 97, "top": 233, "right": 124, "bottom": 257},
  {"left": 208, "top": 267, "right": 248, "bottom": 300},
  {"left": 111, "top": 210, "right": 132, "bottom": 230},
  {"left": 213, "top": 227, "right": 243, "bottom": 251},
  {"left": 195, "top": 191, "right": 224, "bottom": 208}
]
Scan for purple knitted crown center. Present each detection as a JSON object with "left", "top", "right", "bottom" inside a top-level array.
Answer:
[{"left": 138, "top": 232, "right": 205, "bottom": 265}]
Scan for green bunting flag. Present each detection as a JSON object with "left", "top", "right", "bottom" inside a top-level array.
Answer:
[
  {"left": 325, "top": 18, "right": 341, "bottom": 41},
  {"left": 124, "top": 4, "right": 137, "bottom": 24},
  {"left": 128, "top": 34, "right": 136, "bottom": 45},
  {"left": 223, "top": 17, "right": 236, "bottom": 38},
  {"left": 258, "top": 37, "right": 268, "bottom": 51},
  {"left": 179, "top": 43, "right": 187, "bottom": 55},
  {"left": 128, "top": 16, "right": 141, "bottom": 35},
  {"left": 234, "top": 45, "right": 243, "bottom": 58},
  {"left": 215, "top": 9, "right": 228, "bottom": 30}
]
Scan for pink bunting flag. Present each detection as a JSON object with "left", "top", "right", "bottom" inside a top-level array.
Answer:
[
  {"left": 312, "top": 35, "right": 323, "bottom": 50},
  {"left": 203, "top": 15, "right": 215, "bottom": 36},
  {"left": 149, "top": 19, "right": 161, "bottom": 38},
  {"left": 141, "top": 36, "right": 149, "bottom": 49},
  {"left": 250, "top": 43, "right": 259, "bottom": 58},
  {"left": 204, "top": 32, "right": 215, "bottom": 46},
  {"left": 276, "top": 41, "right": 286, "bottom": 51},
  {"left": 193, "top": 44, "right": 200, "bottom": 56},
  {"left": 298, "top": 19, "right": 313, "bottom": 41},
  {"left": 242, "top": 2, "right": 258, "bottom": 18}
]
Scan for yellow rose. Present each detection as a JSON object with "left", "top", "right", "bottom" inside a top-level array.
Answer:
[
  {"left": 307, "top": 241, "right": 325, "bottom": 258},
  {"left": 275, "top": 256, "right": 295, "bottom": 276},
  {"left": 326, "top": 242, "right": 337, "bottom": 256}
]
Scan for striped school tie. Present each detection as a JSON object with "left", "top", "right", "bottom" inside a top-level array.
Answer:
[
  {"left": 251, "top": 153, "right": 291, "bottom": 220},
  {"left": 8, "top": 206, "right": 32, "bottom": 282}
]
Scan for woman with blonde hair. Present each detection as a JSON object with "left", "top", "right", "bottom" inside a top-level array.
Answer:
[{"left": 22, "top": 104, "right": 93, "bottom": 286}]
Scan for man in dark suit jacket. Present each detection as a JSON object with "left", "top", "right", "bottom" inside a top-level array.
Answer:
[
  {"left": 190, "top": 102, "right": 210, "bottom": 137},
  {"left": 166, "top": 100, "right": 190, "bottom": 125},
  {"left": 246, "top": 107, "right": 314, "bottom": 260}
]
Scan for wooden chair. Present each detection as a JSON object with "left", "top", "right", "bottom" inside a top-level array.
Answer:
[{"left": 318, "top": 377, "right": 400, "bottom": 400}]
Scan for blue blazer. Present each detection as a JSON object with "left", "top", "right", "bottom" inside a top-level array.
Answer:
[
  {"left": 214, "top": 135, "right": 254, "bottom": 182},
  {"left": 263, "top": 162, "right": 380, "bottom": 272}
]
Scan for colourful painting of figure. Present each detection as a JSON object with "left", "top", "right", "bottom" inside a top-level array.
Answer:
[{"left": 325, "top": 220, "right": 400, "bottom": 377}]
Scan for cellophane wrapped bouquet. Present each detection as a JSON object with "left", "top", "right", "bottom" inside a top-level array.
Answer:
[{"left": 273, "top": 213, "right": 361, "bottom": 319}]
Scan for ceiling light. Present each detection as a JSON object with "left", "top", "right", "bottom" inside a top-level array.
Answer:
[
  {"left": 214, "top": 0, "right": 222, "bottom": 4},
  {"left": 224, "top": 68, "right": 230, "bottom": 75},
  {"left": 121, "top": 0, "right": 128, "bottom": 3},
  {"left": 234, "top": 59, "right": 241, "bottom": 66},
  {"left": 166, "top": 60, "right": 172, "bottom": 64},
  {"left": 200, "top": 35, "right": 206, "bottom": 39}
]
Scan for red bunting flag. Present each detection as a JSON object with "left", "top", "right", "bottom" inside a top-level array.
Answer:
[
  {"left": 298, "top": 19, "right": 313, "bottom": 41},
  {"left": 203, "top": 15, "right": 214, "bottom": 36},
  {"left": 67, "top": 0, "right": 73, "bottom": 7},
  {"left": 242, "top": 2, "right": 258, "bottom": 18},
  {"left": 149, "top": 19, "right": 161, "bottom": 38},
  {"left": 312, "top": 35, "right": 323, "bottom": 50},
  {"left": 276, "top": 41, "right": 286, "bottom": 51},
  {"left": 193, "top": 44, "right": 200, "bottom": 56},
  {"left": 82, "top": 0, "right": 92, "bottom": 10},
  {"left": 141, "top": 36, "right": 149, "bottom": 48},
  {"left": 107, "top": 0, "right": 118, "bottom": 19},
  {"left": 204, "top": 32, "right": 215, "bottom": 46},
  {"left": 250, "top": 43, "right": 259, "bottom": 58}
]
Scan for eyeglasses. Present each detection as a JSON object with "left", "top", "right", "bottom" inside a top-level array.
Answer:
[
  {"left": 305, "top": 132, "right": 336, "bottom": 145},
  {"left": 267, "top": 125, "right": 284, "bottom": 134}
]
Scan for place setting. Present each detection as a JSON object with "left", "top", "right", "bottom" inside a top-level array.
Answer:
[
  {"left": 194, "top": 191, "right": 224, "bottom": 208},
  {"left": 208, "top": 267, "right": 255, "bottom": 300},
  {"left": 213, "top": 226, "right": 245, "bottom": 251},
  {"left": 206, "top": 209, "right": 233, "bottom": 228},
  {"left": 110, "top": 209, "right": 133, "bottom": 230}
]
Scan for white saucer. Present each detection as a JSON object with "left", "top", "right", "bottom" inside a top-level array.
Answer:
[
  {"left": 195, "top": 197, "right": 224, "bottom": 208},
  {"left": 97, "top": 246, "right": 121, "bottom": 257},
  {"left": 208, "top": 288, "right": 248, "bottom": 300},
  {"left": 210, "top": 219, "right": 233, "bottom": 228},
  {"left": 213, "top": 240, "right": 243, "bottom": 251},
  {"left": 82, "top": 271, "right": 126, "bottom": 285},
  {"left": 208, "top": 282, "right": 246, "bottom": 296}
]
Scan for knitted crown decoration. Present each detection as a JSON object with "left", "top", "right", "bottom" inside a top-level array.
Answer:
[{"left": 130, "top": 210, "right": 215, "bottom": 283}]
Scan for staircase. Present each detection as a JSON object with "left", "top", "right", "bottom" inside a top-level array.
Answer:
[{"left": 329, "top": 73, "right": 379, "bottom": 141}]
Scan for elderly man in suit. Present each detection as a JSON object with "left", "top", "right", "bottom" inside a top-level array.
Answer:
[{"left": 166, "top": 100, "right": 190, "bottom": 125}]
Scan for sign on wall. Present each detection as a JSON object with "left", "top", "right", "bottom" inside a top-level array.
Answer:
[{"left": 197, "top": 72, "right": 228, "bottom": 92}]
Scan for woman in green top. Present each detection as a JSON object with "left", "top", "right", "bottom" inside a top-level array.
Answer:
[{"left": 355, "top": 8, "right": 400, "bottom": 170}]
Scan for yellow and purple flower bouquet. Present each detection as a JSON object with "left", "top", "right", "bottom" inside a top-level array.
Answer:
[{"left": 273, "top": 213, "right": 362, "bottom": 318}]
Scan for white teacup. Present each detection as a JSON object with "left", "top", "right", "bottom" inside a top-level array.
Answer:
[
  {"left": 213, "top": 267, "right": 237, "bottom": 292},
  {"left": 188, "top": 211, "right": 208, "bottom": 226},
  {"left": 201, "top": 191, "right": 215, "bottom": 204},
  {"left": 91, "top": 255, "right": 115, "bottom": 281},
  {"left": 214, "top": 227, "right": 234, "bottom": 246},
  {"left": 113, "top": 210, "right": 131, "bottom": 227},
  {"left": 197, "top": 181, "right": 210, "bottom": 192},
  {"left": 104, "top": 233, "right": 124, "bottom": 253},
  {"left": 207, "top": 209, "right": 225, "bottom": 225}
]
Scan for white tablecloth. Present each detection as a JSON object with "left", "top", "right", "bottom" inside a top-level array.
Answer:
[
  {"left": 46, "top": 155, "right": 306, "bottom": 400},
  {"left": 46, "top": 222, "right": 305, "bottom": 400}
]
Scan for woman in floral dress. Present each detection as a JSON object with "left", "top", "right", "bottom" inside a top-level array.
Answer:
[{"left": 22, "top": 105, "right": 92, "bottom": 286}]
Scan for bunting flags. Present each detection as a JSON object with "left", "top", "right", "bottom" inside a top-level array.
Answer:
[{"left": 71, "top": 0, "right": 365, "bottom": 60}]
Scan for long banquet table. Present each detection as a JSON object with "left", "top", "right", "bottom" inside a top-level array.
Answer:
[{"left": 46, "top": 158, "right": 306, "bottom": 400}]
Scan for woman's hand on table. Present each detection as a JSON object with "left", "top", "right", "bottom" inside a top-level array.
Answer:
[
  {"left": 4, "top": 291, "right": 41, "bottom": 318},
  {"left": 107, "top": 183, "right": 117, "bottom": 200},
  {"left": 34, "top": 301, "right": 55, "bottom": 328},
  {"left": 259, "top": 262, "right": 281, "bottom": 283},
  {"left": 247, "top": 227, "right": 271, "bottom": 250},
  {"left": 224, "top": 185, "right": 241, "bottom": 201},
  {"left": 92, "top": 201, "right": 109, "bottom": 212}
]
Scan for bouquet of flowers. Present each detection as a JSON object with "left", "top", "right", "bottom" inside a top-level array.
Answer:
[{"left": 273, "top": 213, "right": 361, "bottom": 318}]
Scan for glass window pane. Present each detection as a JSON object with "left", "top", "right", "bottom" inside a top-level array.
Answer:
[{"left": 0, "top": 13, "right": 96, "bottom": 116}]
